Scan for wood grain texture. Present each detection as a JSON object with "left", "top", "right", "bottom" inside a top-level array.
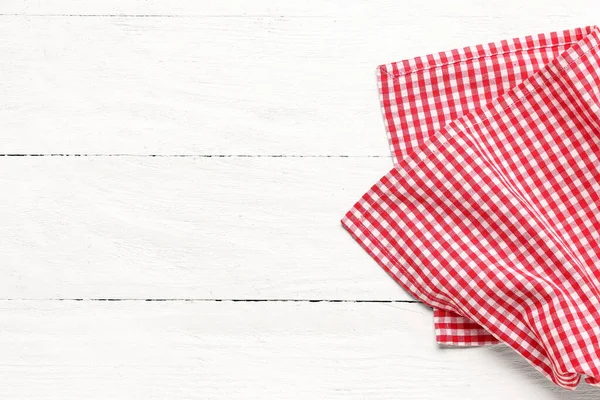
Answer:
[
  {"left": 3, "top": 0, "right": 600, "bottom": 397},
  {"left": 2, "top": 0, "right": 599, "bottom": 17},
  {"left": 1, "top": 3, "right": 599, "bottom": 155},
  {"left": 0, "top": 300, "right": 596, "bottom": 399},
  {"left": 0, "top": 156, "right": 411, "bottom": 300}
]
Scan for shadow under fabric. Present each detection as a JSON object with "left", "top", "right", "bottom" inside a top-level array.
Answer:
[{"left": 341, "top": 26, "right": 600, "bottom": 389}]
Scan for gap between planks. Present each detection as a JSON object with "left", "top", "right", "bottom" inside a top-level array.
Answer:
[
  {"left": 0, "top": 298, "right": 422, "bottom": 303},
  {"left": 0, "top": 14, "right": 334, "bottom": 18},
  {"left": 0, "top": 154, "right": 390, "bottom": 158}
]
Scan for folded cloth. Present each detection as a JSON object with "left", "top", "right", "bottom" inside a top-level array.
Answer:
[
  {"left": 377, "top": 26, "right": 598, "bottom": 348},
  {"left": 342, "top": 26, "right": 600, "bottom": 389}
]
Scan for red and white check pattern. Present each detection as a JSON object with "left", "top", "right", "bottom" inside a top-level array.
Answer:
[
  {"left": 342, "top": 26, "right": 600, "bottom": 389},
  {"left": 378, "top": 28, "right": 591, "bottom": 348}
]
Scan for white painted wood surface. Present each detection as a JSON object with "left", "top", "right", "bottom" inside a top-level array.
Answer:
[
  {"left": 1, "top": 0, "right": 600, "bottom": 397},
  {"left": 0, "top": 301, "right": 597, "bottom": 400},
  {"left": 0, "top": 156, "right": 405, "bottom": 300},
  {"left": 1, "top": 2, "right": 599, "bottom": 155}
]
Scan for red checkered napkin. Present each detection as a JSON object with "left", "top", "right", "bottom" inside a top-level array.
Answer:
[
  {"left": 379, "top": 27, "right": 588, "bottom": 348},
  {"left": 342, "top": 26, "right": 600, "bottom": 389}
]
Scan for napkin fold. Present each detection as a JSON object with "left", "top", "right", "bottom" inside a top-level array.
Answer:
[{"left": 342, "top": 26, "right": 600, "bottom": 389}]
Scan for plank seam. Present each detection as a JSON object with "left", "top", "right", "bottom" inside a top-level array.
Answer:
[
  {"left": 0, "top": 298, "right": 422, "bottom": 303},
  {"left": 0, "top": 154, "right": 392, "bottom": 158},
  {"left": 0, "top": 14, "right": 332, "bottom": 18}
]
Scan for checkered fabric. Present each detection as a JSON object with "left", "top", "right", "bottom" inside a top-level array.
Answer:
[
  {"left": 342, "top": 26, "right": 600, "bottom": 389},
  {"left": 379, "top": 28, "right": 590, "bottom": 348}
]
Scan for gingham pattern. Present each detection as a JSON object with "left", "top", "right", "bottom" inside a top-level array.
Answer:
[
  {"left": 342, "top": 26, "right": 600, "bottom": 389},
  {"left": 379, "top": 26, "right": 594, "bottom": 347}
]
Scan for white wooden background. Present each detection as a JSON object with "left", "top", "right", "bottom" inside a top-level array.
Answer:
[{"left": 2, "top": 0, "right": 600, "bottom": 398}]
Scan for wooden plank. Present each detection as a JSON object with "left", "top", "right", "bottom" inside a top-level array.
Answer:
[
  {"left": 0, "top": 300, "right": 595, "bottom": 399},
  {"left": 2, "top": 12, "right": 599, "bottom": 155},
  {"left": 0, "top": 156, "right": 414, "bottom": 300},
  {"left": 2, "top": 0, "right": 599, "bottom": 17}
]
